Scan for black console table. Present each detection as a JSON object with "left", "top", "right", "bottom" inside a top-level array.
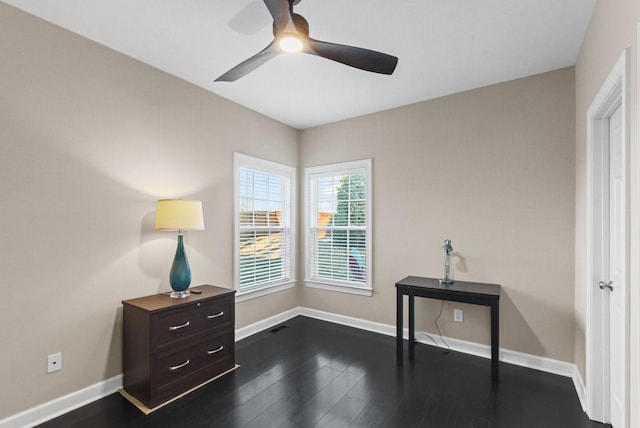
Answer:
[{"left": 395, "top": 276, "right": 501, "bottom": 385}]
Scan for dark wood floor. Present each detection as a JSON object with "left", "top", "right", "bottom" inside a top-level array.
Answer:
[{"left": 38, "top": 316, "right": 607, "bottom": 428}]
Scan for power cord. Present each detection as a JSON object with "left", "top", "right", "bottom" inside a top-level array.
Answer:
[
  {"left": 417, "top": 300, "right": 451, "bottom": 355},
  {"left": 434, "top": 300, "right": 451, "bottom": 354}
]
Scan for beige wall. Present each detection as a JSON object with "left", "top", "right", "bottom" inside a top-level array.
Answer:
[
  {"left": 300, "top": 68, "right": 576, "bottom": 362},
  {"left": 0, "top": 3, "right": 299, "bottom": 420},
  {"left": 574, "top": 0, "right": 640, "bottom": 425}
]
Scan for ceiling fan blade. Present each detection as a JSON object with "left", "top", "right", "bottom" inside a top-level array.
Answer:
[
  {"left": 306, "top": 39, "right": 398, "bottom": 75},
  {"left": 215, "top": 41, "right": 280, "bottom": 82},
  {"left": 263, "top": 0, "right": 296, "bottom": 34}
]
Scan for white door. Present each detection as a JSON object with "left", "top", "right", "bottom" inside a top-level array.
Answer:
[
  {"left": 606, "top": 104, "right": 625, "bottom": 427},
  {"left": 586, "top": 49, "right": 629, "bottom": 428}
]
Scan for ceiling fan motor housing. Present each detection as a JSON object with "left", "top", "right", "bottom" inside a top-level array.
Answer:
[{"left": 273, "top": 13, "right": 309, "bottom": 37}]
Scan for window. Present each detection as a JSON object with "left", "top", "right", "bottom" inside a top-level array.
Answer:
[
  {"left": 234, "top": 153, "right": 295, "bottom": 301},
  {"left": 304, "top": 159, "right": 372, "bottom": 296}
]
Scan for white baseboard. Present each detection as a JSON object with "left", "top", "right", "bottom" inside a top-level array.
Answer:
[
  {"left": 299, "top": 307, "right": 578, "bottom": 378},
  {"left": 0, "top": 374, "right": 122, "bottom": 428},
  {"left": 500, "top": 346, "right": 577, "bottom": 378},
  {"left": 298, "top": 307, "right": 396, "bottom": 337},
  {"left": 572, "top": 366, "right": 588, "bottom": 412},
  {"left": 1, "top": 306, "right": 585, "bottom": 427},
  {"left": 235, "top": 307, "right": 300, "bottom": 341}
]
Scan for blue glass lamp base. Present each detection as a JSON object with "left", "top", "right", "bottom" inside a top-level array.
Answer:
[{"left": 169, "top": 234, "right": 192, "bottom": 299}]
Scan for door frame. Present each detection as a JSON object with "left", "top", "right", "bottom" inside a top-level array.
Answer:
[
  {"left": 636, "top": 22, "right": 640, "bottom": 428},
  {"left": 585, "top": 48, "right": 630, "bottom": 426}
]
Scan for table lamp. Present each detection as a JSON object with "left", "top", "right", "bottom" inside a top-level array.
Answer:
[
  {"left": 154, "top": 199, "right": 205, "bottom": 298},
  {"left": 438, "top": 239, "right": 454, "bottom": 285}
]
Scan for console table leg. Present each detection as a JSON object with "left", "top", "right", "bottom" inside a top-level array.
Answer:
[
  {"left": 491, "top": 302, "right": 499, "bottom": 387},
  {"left": 409, "top": 294, "right": 415, "bottom": 361},
  {"left": 396, "top": 288, "right": 403, "bottom": 363}
]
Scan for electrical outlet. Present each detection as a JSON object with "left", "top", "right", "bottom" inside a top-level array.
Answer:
[
  {"left": 453, "top": 309, "right": 464, "bottom": 323},
  {"left": 48, "top": 353, "right": 62, "bottom": 373}
]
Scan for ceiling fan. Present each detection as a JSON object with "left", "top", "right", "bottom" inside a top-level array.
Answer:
[{"left": 215, "top": 0, "right": 398, "bottom": 82}]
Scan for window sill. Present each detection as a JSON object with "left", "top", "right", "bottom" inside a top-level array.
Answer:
[
  {"left": 235, "top": 280, "right": 296, "bottom": 303},
  {"left": 304, "top": 280, "right": 372, "bottom": 297}
]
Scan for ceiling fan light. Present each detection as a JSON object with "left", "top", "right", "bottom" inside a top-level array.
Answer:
[{"left": 279, "top": 34, "right": 304, "bottom": 53}]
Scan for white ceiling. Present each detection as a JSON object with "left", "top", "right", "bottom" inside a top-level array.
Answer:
[{"left": 2, "top": 0, "right": 596, "bottom": 129}]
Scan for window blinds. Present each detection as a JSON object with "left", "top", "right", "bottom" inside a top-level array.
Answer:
[{"left": 239, "top": 169, "right": 290, "bottom": 288}]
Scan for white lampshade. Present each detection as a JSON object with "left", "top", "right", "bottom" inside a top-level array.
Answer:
[{"left": 154, "top": 200, "right": 205, "bottom": 231}]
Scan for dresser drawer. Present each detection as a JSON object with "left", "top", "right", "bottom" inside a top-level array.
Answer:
[
  {"left": 152, "top": 305, "right": 201, "bottom": 348},
  {"left": 199, "top": 296, "right": 233, "bottom": 329},
  {"left": 152, "top": 295, "right": 233, "bottom": 349},
  {"left": 152, "top": 329, "right": 234, "bottom": 402}
]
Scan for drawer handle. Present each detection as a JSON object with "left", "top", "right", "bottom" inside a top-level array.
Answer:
[
  {"left": 207, "top": 345, "right": 224, "bottom": 355},
  {"left": 207, "top": 312, "right": 224, "bottom": 320},
  {"left": 168, "top": 321, "right": 190, "bottom": 332},
  {"left": 169, "top": 359, "right": 190, "bottom": 372}
]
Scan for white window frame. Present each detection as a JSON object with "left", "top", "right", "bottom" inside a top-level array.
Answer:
[
  {"left": 233, "top": 153, "right": 296, "bottom": 302},
  {"left": 304, "top": 159, "right": 372, "bottom": 296}
]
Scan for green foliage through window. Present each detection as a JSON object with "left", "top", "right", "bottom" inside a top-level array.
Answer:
[{"left": 313, "top": 172, "right": 367, "bottom": 284}]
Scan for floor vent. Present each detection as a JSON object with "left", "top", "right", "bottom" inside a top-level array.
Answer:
[{"left": 270, "top": 325, "right": 288, "bottom": 333}]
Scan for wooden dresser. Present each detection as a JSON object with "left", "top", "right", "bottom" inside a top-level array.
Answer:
[{"left": 122, "top": 285, "right": 236, "bottom": 409}]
